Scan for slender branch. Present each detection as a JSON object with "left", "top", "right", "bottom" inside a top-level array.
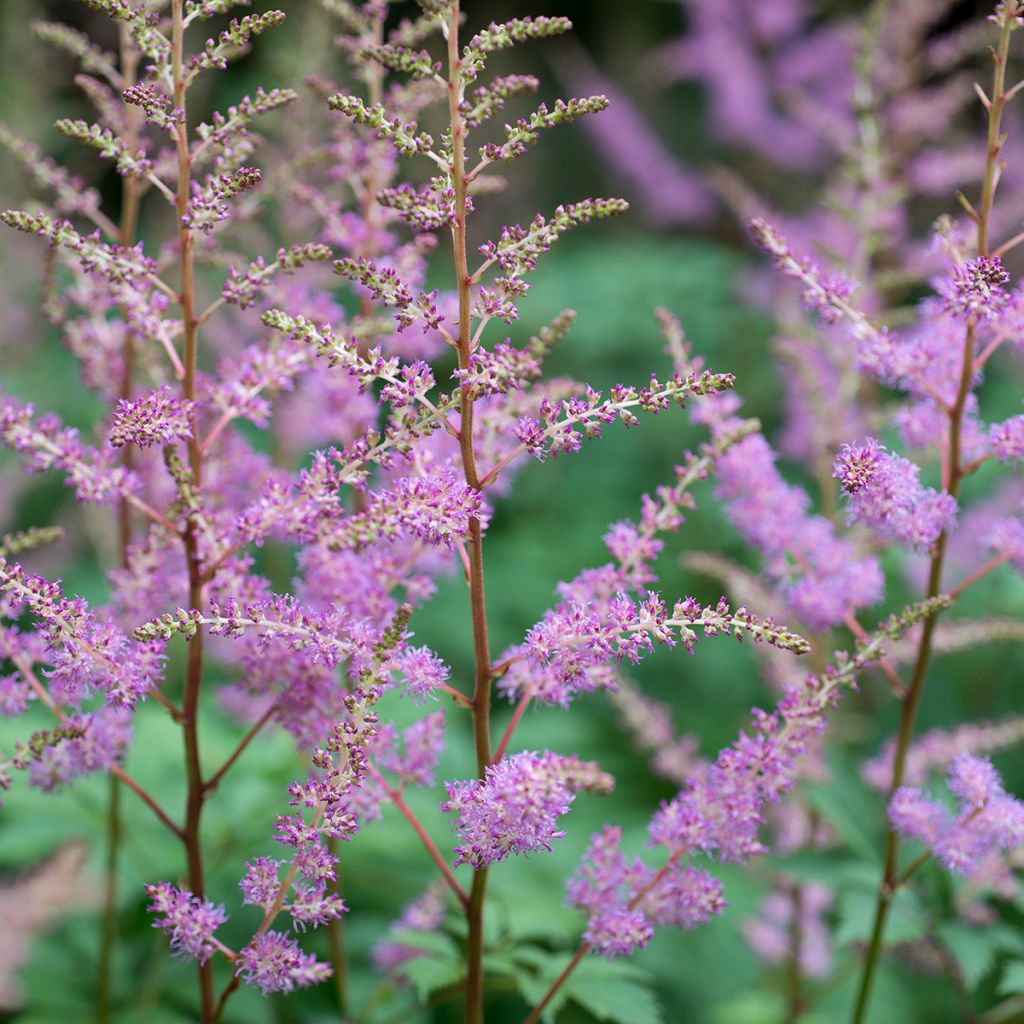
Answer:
[
  {"left": 202, "top": 703, "right": 276, "bottom": 795},
  {"left": 521, "top": 944, "right": 591, "bottom": 1024},
  {"left": 100, "top": 25, "right": 146, "bottom": 1016},
  {"left": 849, "top": 12, "right": 1019, "bottom": 1021},
  {"left": 124, "top": 493, "right": 181, "bottom": 535},
  {"left": 893, "top": 849, "right": 932, "bottom": 889},
  {"left": 170, "top": 4, "right": 215, "bottom": 1018},
  {"left": 494, "top": 693, "right": 532, "bottom": 763},
  {"left": 445, "top": 8, "right": 495, "bottom": 1020},
  {"left": 368, "top": 765, "right": 469, "bottom": 908},
  {"left": 844, "top": 613, "right": 906, "bottom": 697},
  {"left": 993, "top": 226, "right": 1024, "bottom": 258},
  {"left": 440, "top": 681, "right": 473, "bottom": 707},
  {"left": 109, "top": 764, "right": 184, "bottom": 839},
  {"left": 949, "top": 551, "right": 1012, "bottom": 600},
  {"left": 149, "top": 689, "right": 185, "bottom": 722}
]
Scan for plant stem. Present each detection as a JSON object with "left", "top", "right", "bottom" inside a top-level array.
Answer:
[
  {"left": 446, "top": 6, "right": 494, "bottom": 1019},
  {"left": 96, "top": 771, "right": 121, "bottom": 1024},
  {"left": 369, "top": 766, "right": 470, "bottom": 908},
  {"left": 202, "top": 703, "right": 276, "bottom": 795},
  {"left": 849, "top": 12, "right": 1018, "bottom": 1022},
  {"left": 494, "top": 694, "right": 532, "bottom": 763},
  {"left": 171, "top": 4, "right": 214, "bottom": 1018},
  {"left": 326, "top": 837, "right": 349, "bottom": 1019},
  {"left": 98, "top": 23, "right": 144, "bottom": 1021},
  {"left": 521, "top": 945, "right": 591, "bottom": 1024},
  {"left": 786, "top": 883, "right": 806, "bottom": 1021}
]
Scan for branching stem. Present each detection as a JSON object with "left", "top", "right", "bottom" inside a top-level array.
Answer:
[{"left": 850, "top": 12, "right": 1019, "bottom": 1021}]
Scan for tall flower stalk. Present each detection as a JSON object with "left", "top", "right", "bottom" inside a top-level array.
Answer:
[
  {"left": 98, "top": 19, "right": 145, "bottom": 1023},
  {"left": 850, "top": 7, "right": 1024, "bottom": 1021}
]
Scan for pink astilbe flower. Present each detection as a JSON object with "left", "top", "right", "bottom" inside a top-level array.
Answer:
[
  {"left": 0, "top": 393, "right": 138, "bottom": 504},
  {"left": 984, "top": 514, "right": 1024, "bottom": 572},
  {"left": 834, "top": 438, "right": 957, "bottom": 552},
  {"left": 239, "top": 857, "right": 282, "bottom": 909},
  {"left": 686, "top": 1, "right": 852, "bottom": 167},
  {"left": 552, "top": 44, "right": 712, "bottom": 225},
  {"left": 939, "top": 256, "right": 1011, "bottom": 320},
  {"left": 325, "top": 468, "right": 482, "bottom": 550},
  {"left": 1, "top": 560, "right": 165, "bottom": 707},
  {"left": 378, "top": 710, "right": 446, "bottom": 787},
  {"left": 108, "top": 385, "right": 194, "bottom": 449},
  {"left": 889, "top": 755, "right": 1024, "bottom": 876},
  {"left": 145, "top": 883, "right": 227, "bottom": 964},
  {"left": 989, "top": 414, "right": 1024, "bottom": 462},
  {"left": 0, "top": 673, "right": 31, "bottom": 717},
  {"left": 390, "top": 644, "right": 449, "bottom": 702},
  {"left": 236, "top": 931, "right": 332, "bottom": 995},
  {"left": 712, "top": 430, "right": 882, "bottom": 629},
  {"left": 649, "top": 666, "right": 851, "bottom": 863},
  {"left": 442, "top": 751, "right": 614, "bottom": 869},
  {"left": 27, "top": 706, "right": 132, "bottom": 791},
  {"left": 513, "top": 371, "right": 733, "bottom": 462},
  {"left": 607, "top": 675, "right": 706, "bottom": 785},
  {"left": 567, "top": 825, "right": 726, "bottom": 959}
]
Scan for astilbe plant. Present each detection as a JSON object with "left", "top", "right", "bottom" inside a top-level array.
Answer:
[{"left": 3, "top": 1, "right": 1024, "bottom": 1023}]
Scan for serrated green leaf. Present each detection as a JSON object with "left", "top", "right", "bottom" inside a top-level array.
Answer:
[
  {"left": 937, "top": 921, "right": 1004, "bottom": 991},
  {"left": 483, "top": 952, "right": 526, "bottom": 978},
  {"left": 999, "top": 959, "right": 1024, "bottom": 996},
  {"left": 775, "top": 853, "right": 881, "bottom": 891},
  {"left": 834, "top": 888, "right": 927, "bottom": 948},
  {"left": 564, "top": 975, "right": 663, "bottom": 1024},
  {"left": 400, "top": 952, "right": 465, "bottom": 1002},
  {"left": 805, "top": 752, "right": 880, "bottom": 860},
  {"left": 514, "top": 967, "right": 569, "bottom": 1024},
  {"left": 510, "top": 951, "right": 656, "bottom": 1024},
  {"left": 712, "top": 990, "right": 788, "bottom": 1024},
  {"left": 388, "top": 928, "right": 461, "bottom": 958}
]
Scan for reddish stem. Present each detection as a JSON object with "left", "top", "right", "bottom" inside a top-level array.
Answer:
[
  {"left": 369, "top": 766, "right": 469, "bottom": 908},
  {"left": 202, "top": 703, "right": 276, "bottom": 795},
  {"left": 494, "top": 693, "right": 532, "bottom": 763},
  {"left": 843, "top": 613, "right": 906, "bottom": 697},
  {"left": 850, "top": 14, "right": 1019, "bottom": 1022},
  {"left": 949, "top": 551, "right": 1012, "bottom": 600},
  {"left": 171, "top": 4, "right": 215, "bottom": 1017}
]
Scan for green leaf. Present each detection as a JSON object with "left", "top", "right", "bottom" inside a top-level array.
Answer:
[
  {"left": 999, "top": 959, "right": 1024, "bottom": 996},
  {"left": 512, "top": 952, "right": 660, "bottom": 1024},
  {"left": 937, "top": 921, "right": 1007, "bottom": 991},
  {"left": 400, "top": 952, "right": 465, "bottom": 1002},
  {"left": 387, "top": 928, "right": 461, "bottom": 958},
  {"left": 483, "top": 952, "right": 528, "bottom": 978},
  {"left": 805, "top": 751, "right": 880, "bottom": 860},
  {"left": 775, "top": 853, "right": 880, "bottom": 891},
  {"left": 564, "top": 974, "right": 663, "bottom": 1024},
  {"left": 834, "top": 888, "right": 927, "bottom": 948},
  {"left": 711, "top": 990, "right": 788, "bottom": 1024}
]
